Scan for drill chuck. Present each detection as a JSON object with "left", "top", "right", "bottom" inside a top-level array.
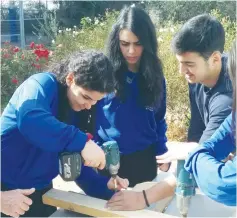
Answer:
[
  {"left": 176, "top": 160, "right": 196, "bottom": 217},
  {"left": 102, "top": 141, "right": 120, "bottom": 176},
  {"left": 176, "top": 195, "right": 192, "bottom": 217},
  {"left": 109, "top": 163, "right": 120, "bottom": 176}
]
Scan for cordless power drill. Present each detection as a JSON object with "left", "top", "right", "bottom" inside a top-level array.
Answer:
[
  {"left": 176, "top": 160, "right": 196, "bottom": 217},
  {"left": 59, "top": 137, "right": 120, "bottom": 184},
  {"left": 102, "top": 141, "right": 120, "bottom": 190},
  {"left": 59, "top": 133, "right": 93, "bottom": 181}
]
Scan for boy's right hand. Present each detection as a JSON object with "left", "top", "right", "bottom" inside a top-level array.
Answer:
[
  {"left": 81, "top": 140, "right": 106, "bottom": 170},
  {"left": 156, "top": 142, "right": 199, "bottom": 163}
]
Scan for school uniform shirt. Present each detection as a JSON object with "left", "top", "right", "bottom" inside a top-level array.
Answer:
[{"left": 185, "top": 113, "right": 236, "bottom": 206}]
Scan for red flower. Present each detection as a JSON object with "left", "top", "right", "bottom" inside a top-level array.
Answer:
[
  {"left": 11, "top": 78, "right": 18, "bottom": 84},
  {"left": 13, "top": 47, "right": 20, "bottom": 52},
  {"left": 36, "top": 56, "right": 39, "bottom": 62},
  {"left": 35, "top": 44, "right": 44, "bottom": 49},
  {"left": 34, "top": 49, "right": 41, "bottom": 57},
  {"left": 30, "top": 42, "right": 35, "bottom": 49},
  {"left": 3, "top": 53, "right": 10, "bottom": 58},
  {"left": 21, "top": 54, "right": 25, "bottom": 60},
  {"left": 34, "top": 49, "right": 50, "bottom": 59},
  {"left": 4, "top": 41, "right": 10, "bottom": 45}
]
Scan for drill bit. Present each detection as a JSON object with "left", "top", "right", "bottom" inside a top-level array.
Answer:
[
  {"left": 114, "top": 179, "right": 117, "bottom": 190},
  {"left": 113, "top": 175, "right": 118, "bottom": 191}
]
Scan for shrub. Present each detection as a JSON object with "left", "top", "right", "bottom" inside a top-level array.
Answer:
[
  {"left": 145, "top": 1, "right": 236, "bottom": 23},
  {"left": 1, "top": 41, "right": 52, "bottom": 109},
  {"left": 51, "top": 10, "right": 119, "bottom": 61},
  {"left": 2, "top": 9, "right": 235, "bottom": 141},
  {"left": 155, "top": 23, "right": 190, "bottom": 141}
]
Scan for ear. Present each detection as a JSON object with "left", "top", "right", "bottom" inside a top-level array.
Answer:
[
  {"left": 65, "top": 72, "right": 75, "bottom": 87},
  {"left": 210, "top": 51, "right": 221, "bottom": 66}
]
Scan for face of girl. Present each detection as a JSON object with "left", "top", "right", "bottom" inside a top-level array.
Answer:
[
  {"left": 66, "top": 72, "right": 105, "bottom": 111},
  {"left": 119, "top": 29, "right": 144, "bottom": 72}
]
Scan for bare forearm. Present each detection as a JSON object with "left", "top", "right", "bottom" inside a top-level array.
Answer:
[{"left": 145, "top": 176, "right": 176, "bottom": 205}]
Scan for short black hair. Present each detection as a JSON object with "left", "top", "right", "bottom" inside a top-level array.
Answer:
[
  {"left": 172, "top": 14, "right": 225, "bottom": 59},
  {"left": 51, "top": 50, "right": 115, "bottom": 93},
  {"left": 107, "top": 5, "right": 164, "bottom": 107}
]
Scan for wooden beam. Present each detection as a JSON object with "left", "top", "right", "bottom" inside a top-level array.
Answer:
[{"left": 43, "top": 189, "right": 176, "bottom": 217}]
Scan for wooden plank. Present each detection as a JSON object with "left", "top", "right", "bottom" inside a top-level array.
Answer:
[{"left": 43, "top": 189, "right": 176, "bottom": 217}]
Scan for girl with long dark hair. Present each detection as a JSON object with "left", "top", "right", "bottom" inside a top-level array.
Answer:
[{"left": 96, "top": 5, "right": 170, "bottom": 187}]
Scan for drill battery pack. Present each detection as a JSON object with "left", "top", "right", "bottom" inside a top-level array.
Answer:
[{"left": 59, "top": 152, "right": 82, "bottom": 181}]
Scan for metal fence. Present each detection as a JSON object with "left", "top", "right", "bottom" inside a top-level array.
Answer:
[{"left": 1, "top": 0, "right": 48, "bottom": 48}]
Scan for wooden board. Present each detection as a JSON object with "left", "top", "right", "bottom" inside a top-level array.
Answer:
[{"left": 43, "top": 188, "right": 176, "bottom": 217}]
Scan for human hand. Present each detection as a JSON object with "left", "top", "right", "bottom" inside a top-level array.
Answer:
[
  {"left": 1, "top": 188, "right": 35, "bottom": 217},
  {"left": 222, "top": 152, "right": 235, "bottom": 162},
  {"left": 156, "top": 142, "right": 199, "bottom": 164},
  {"left": 158, "top": 162, "right": 171, "bottom": 172},
  {"left": 106, "top": 190, "right": 145, "bottom": 211},
  {"left": 107, "top": 176, "right": 129, "bottom": 191},
  {"left": 81, "top": 140, "right": 106, "bottom": 170}
]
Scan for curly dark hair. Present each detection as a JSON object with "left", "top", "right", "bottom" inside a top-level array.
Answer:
[
  {"left": 48, "top": 50, "right": 115, "bottom": 132},
  {"left": 50, "top": 50, "right": 115, "bottom": 93},
  {"left": 106, "top": 5, "right": 164, "bottom": 107}
]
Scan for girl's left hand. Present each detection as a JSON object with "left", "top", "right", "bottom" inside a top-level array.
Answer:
[{"left": 106, "top": 190, "right": 145, "bottom": 211}]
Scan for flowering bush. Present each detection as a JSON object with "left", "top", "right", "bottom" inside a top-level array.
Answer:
[
  {"left": 1, "top": 41, "right": 52, "bottom": 108},
  {"left": 2, "top": 9, "right": 236, "bottom": 141},
  {"left": 51, "top": 10, "right": 119, "bottom": 61}
]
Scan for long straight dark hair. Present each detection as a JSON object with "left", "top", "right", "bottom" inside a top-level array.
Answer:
[
  {"left": 107, "top": 5, "right": 164, "bottom": 107},
  {"left": 228, "top": 40, "right": 236, "bottom": 140}
]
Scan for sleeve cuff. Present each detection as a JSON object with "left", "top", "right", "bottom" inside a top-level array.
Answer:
[
  {"left": 67, "top": 131, "right": 87, "bottom": 152},
  {"left": 75, "top": 166, "right": 114, "bottom": 200},
  {"left": 184, "top": 146, "right": 210, "bottom": 173},
  {"left": 156, "top": 143, "right": 168, "bottom": 155}
]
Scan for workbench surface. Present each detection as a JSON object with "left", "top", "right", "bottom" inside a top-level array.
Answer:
[{"left": 49, "top": 209, "right": 91, "bottom": 217}]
